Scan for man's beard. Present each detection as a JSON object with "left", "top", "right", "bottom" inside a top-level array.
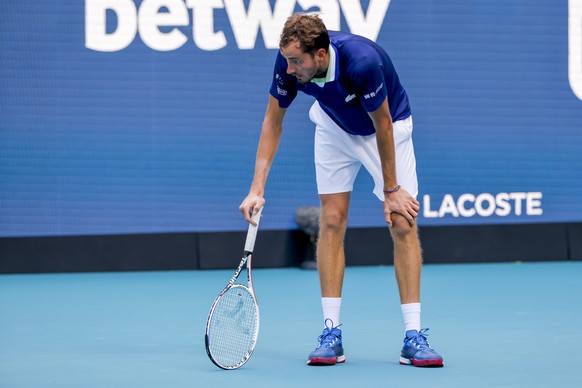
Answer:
[
  {"left": 296, "top": 68, "right": 326, "bottom": 84},
  {"left": 314, "top": 69, "right": 327, "bottom": 78}
]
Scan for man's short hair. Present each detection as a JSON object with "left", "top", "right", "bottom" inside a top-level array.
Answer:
[{"left": 279, "top": 14, "right": 330, "bottom": 55}]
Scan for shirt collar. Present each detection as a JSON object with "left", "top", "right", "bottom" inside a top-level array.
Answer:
[{"left": 311, "top": 44, "right": 337, "bottom": 86}]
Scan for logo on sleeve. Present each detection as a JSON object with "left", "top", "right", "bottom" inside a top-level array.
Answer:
[
  {"left": 275, "top": 73, "right": 285, "bottom": 85},
  {"left": 364, "top": 82, "right": 384, "bottom": 99},
  {"left": 345, "top": 94, "right": 356, "bottom": 102},
  {"left": 275, "top": 74, "right": 287, "bottom": 95}
]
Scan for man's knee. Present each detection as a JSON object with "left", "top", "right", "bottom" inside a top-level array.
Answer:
[
  {"left": 320, "top": 208, "right": 348, "bottom": 232},
  {"left": 389, "top": 213, "right": 418, "bottom": 241}
]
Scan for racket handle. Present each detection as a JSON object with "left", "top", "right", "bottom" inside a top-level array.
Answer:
[{"left": 244, "top": 206, "right": 263, "bottom": 254}]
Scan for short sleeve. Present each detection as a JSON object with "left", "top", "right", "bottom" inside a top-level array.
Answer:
[
  {"left": 353, "top": 60, "right": 387, "bottom": 113},
  {"left": 268, "top": 52, "right": 298, "bottom": 108}
]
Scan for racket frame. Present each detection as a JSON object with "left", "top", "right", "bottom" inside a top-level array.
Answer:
[{"left": 204, "top": 207, "right": 262, "bottom": 370}]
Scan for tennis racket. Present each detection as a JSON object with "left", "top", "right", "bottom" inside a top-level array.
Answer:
[{"left": 205, "top": 206, "right": 263, "bottom": 370}]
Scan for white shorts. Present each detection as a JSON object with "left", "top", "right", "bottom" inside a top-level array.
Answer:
[{"left": 309, "top": 101, "right": 418, "bottom": 200}]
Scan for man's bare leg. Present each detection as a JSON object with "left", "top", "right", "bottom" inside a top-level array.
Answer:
[
  {"left": 306, "top": 192, "right": 350, "bottom": 366},
  {"left": 390, "top": 213, "right": 422, "bottom": 304},
  {"left": 316, "top": 192, "right": 350, "bottom": 298}
]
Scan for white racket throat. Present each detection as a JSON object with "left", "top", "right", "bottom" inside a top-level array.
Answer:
[{"left": 205, "top": 206, "right": 264, "bottom": 370}]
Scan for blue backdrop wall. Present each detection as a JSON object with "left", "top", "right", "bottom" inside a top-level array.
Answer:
[{"left": 1, "top": 0, "right": 581, "bottom": 238}]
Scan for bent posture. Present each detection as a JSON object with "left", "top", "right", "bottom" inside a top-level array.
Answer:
[{"left": 239, "top": 14, "right": 443, "bottom": 368}]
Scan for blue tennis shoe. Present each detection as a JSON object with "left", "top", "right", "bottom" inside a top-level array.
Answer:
[
  {"left": 307, "top": 319, "right": 345, "bottom": 366},
  {"left": 400, "top": 328, "right": 444, "bottom": 367}
]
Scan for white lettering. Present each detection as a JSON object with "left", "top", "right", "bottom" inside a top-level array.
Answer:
[
  {"left": 339, "top": 0, "right": 390, "bottom": 41},
  {"left": 526, "top": 192, "right": 543, "bottom": 215},
  {"left": 439, "top": 194, "right": 459, "bottom": 217},
  {"left": 187, "top": 0, "right": 227, "bottom": 51},
  {"left": 474, "top": 193, "right": 496, "bottom": 217},
  {"left": 508, "top": 192, "right": 526, "bottom": 216},
  {"left": 423, "top": 192, "right": 544, "bottom": 219},
  {"left": 457, "top": 193, "right": 476, "bottom": 217},
  {"left": 138, "top": 0, "right": 189, "bottom": 51},
  {"left": 85, "top": 0, "right": 392, "bottom": 52},
  {"left": 423, "top": 195, "right": 438, "bottom": 218},
  {"left": 569, "top": 0, "right": 582, "bottom": 100},
  {"left": 494, "top": 192, "right": 511, "bottom": 216},
  {"left": 300, "top": 0, "right": 341, "bottom": 31},
  {"left": 224, "top": 0, "right": 295, "bottom": 50},
  {"left": 85, "top": 0, "right": 138, "bottom": 52}
]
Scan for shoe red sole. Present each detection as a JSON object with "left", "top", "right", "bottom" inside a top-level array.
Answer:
[
  {"left": 307, "top": 356, "right": 346, "bottom": 366},
  {"left": 411, "top": 359, "right": 444, "bottom": 367}
]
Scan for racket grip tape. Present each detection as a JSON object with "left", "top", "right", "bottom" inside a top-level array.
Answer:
[{"left": 244, "top": 206, "right": 263, "bottom": 253}]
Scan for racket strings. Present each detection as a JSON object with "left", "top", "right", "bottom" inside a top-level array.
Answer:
[{"left": 207, "top": 286, "right": 258, "bottom": 368}]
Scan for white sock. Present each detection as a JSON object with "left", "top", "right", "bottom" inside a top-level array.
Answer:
[
  {"left": 401, "top": 303, "right": 421, "bottom": 333},
  {"left": 321, "top": 297, "right": 342, "bottom": 327}
]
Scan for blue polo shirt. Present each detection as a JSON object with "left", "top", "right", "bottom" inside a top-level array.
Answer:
[{"left": 270, "top": 31, "right": 411, "bottom": 136}]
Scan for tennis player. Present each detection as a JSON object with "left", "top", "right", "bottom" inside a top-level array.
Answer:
[{"left": 239, "top": 13, "right": 443, "bottom": 368}]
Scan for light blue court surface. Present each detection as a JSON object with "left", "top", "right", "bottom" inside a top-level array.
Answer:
[{"left": 1, "top": 262, "right": 581, "bottom": 388}]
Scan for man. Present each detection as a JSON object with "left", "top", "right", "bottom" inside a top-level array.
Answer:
[{"left": 239, "top": 14, "right": 443, "bottom": 367}]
